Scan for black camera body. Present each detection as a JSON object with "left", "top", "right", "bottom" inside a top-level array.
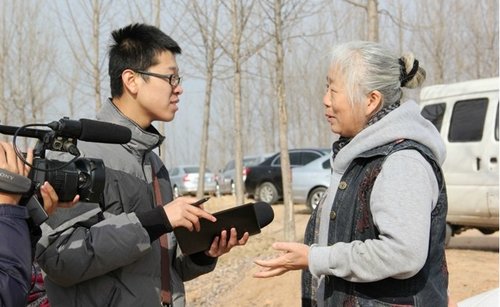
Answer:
[
  {"left": 20, "top": 150, "right": 106, "bottom": 226},
  {"left": 29, "top": 157, "right": 105, "bottom": 203},
  {"left": 0, "top": 117, "right": 132, "bottom": 225}
]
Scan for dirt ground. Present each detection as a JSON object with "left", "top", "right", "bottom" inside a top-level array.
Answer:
[{"left": 184, "top": 196, "right": 499, "bottom": 306}]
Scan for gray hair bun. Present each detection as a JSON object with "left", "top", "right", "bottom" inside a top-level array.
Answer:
[{"left": 399, "top": 53, "right": 426, "bottom": 88}]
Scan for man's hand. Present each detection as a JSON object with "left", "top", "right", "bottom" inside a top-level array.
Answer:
[
  {"left": 205, "top": 228, "right": 249, "bottom": 258},
  {"left": 0, "top": 141, "right": 33, "bottom": 205},
  {"left": 163, "top": 197, "right": 216, "bottom": 232},
  {"left": 253, "top": 242, "right": 309, "bottom": 278},
  {"left": 0, "top": 141, "right": 78, "bottom": 214}
]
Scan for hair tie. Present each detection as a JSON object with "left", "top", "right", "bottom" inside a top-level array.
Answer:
[{"left": 399, "top": 58, "right": 419, "bottom": 87}]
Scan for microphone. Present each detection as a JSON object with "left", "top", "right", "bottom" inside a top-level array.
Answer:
[
  {"left": 174, "top": 201, "right": 275, "bottom": 255},
  {"left": 49, "top": 118, "right": 132, "bottom": 144},
  {"left": 253, "top": 202, "right": 274, "bottom": 229}
]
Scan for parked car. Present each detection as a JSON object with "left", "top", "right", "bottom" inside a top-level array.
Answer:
[
  {"left": 420, "top": 77, "right": 499, "bottom": 245},
  {"left": 292, "top": 154, "right": 331, "bottom": 211},
  {"left": 245, "top": 148, "right": 330, "bottom": 204},
  {"left": 169, "top": 165, "right": 218, "bottom": 198},
  {"left": 218, "top": 153, "right": 273, "bottom": 195}
]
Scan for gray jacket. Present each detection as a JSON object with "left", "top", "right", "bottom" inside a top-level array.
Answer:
[{"left": 36, "top": 100, "right": 216, "bottom": 307}]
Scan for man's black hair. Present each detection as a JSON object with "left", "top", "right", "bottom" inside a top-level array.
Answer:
[{"left": 108, "top": 23, "right": 182, "bottom": 98}]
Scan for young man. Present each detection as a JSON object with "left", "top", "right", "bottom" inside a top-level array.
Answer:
[{"left": 36, "top": 23, "right": 248, "bottom": 307}]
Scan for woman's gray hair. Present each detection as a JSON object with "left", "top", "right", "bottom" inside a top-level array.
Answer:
[{"left": 329, "top": 41, "right": 426, "bottom": 107}]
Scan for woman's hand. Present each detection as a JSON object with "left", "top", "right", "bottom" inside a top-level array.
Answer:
[{"left": 253, "top": 242, "right": 309, "bottom": 278}]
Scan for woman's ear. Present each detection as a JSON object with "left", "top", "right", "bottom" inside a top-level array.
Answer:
[
  {"left": 122, "top": 69, "right": 139, "bottom": 95},
  {"left": 366, "top": 90, "right": 383, "bottom": 117}
]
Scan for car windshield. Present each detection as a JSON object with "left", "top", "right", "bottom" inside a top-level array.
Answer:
[{"left": 184, "top": 167, "right": 200, "bottom": 173}]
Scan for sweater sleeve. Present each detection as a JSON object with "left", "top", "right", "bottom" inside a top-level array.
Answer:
[
  {"left": 309, "top": 150, "right": 439, "bottom": 282},
  {"left": 136, "top": 206, "right": 173, "bottom": 242},
  {"left": 0, "top": 205, "right": 31, "bottom": 307}
]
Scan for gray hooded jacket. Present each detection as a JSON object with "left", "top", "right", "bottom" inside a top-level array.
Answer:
[
  {"left": 308, "top": 100, "right": 447, "bottom": 305},
  {"left": 36, "top": 100, "right": 216, "bottom": 307}
]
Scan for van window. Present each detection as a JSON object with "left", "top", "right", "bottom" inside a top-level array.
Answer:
[
  {"left": 496, "top": 102, "right": 499, "bottom": 141},
  {"left": 449, "top": 98, "right": 488, "bottom": 142},
  {"left": 421, "top": 103, "right": 446, "bottom": 131}
]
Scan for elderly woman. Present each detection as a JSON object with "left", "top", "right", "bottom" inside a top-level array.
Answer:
[{"left": 254, "top": 41, "right": 448, "bottom": 306}]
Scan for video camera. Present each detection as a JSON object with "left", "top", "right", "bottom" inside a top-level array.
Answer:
[{"left": 0, "top": 117, "right": 132, "bottom": 225}]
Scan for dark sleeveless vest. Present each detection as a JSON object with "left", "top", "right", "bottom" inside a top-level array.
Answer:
[{"left": 302, "top": 140, "right": 449, "bottom": 307}]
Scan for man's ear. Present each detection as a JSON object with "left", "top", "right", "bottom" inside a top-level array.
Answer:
[
  {"left": 122, "top": 69, "right": 139, "bottom": 94},
  {"left": 366, "top": 90, "right": 383, "bottom": 117}
]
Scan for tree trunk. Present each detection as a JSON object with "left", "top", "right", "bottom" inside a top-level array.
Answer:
[
  {"left": 367, "top": 0, "right": 379, "bottom": 41},
  {"left": 274, "top": 0, "right": 295, "bottom": 241}
]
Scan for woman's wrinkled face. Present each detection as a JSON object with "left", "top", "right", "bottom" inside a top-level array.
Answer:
[{"left": 323, "top": 66, "right": 368, "bottom": 138}]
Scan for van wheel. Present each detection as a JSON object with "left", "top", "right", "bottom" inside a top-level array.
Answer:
[
  {"left": 256, "top": 182, "right": 278, "bottom": 204},
  {"left": 445, "top": 223, "right": 452, "bottom": 247},
  {"left": 478, "top": 228, "right": 497, "bottom": 235}
]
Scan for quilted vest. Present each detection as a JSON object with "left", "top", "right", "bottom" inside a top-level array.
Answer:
[{"left": 302, "top": 140, "right": 448, "bottom": 307}]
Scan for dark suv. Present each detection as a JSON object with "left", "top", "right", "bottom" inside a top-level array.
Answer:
[{"left": 244, "top": 148, "right": 330, "bottom": 204}]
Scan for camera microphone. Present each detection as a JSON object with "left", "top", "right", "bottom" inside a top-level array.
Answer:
[{"left": 49, "top": 118, "right": 132, "bottom": 144}]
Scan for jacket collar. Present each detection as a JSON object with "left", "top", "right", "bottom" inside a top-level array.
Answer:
[{"left": 96, "top": 99, "right": 165, "bottom": 156}]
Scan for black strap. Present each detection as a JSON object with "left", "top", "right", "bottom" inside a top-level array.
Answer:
[
  {"left": 0, "top": 168, "right": 32, "bottom": 194},
  {"left": 152, "top": 167, "right": 172, "bottom": 304}
]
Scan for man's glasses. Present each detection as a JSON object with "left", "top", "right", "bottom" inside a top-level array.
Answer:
[{"left": 133, "top": 70, "right": 182, "bottom": 87}]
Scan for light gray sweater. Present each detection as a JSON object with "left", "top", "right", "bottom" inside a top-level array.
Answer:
[{"left": 308, "top": 101, "right": 446, "bottom": 301}]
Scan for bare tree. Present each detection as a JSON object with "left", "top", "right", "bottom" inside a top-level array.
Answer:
[
  {"left": 218, "top": 0, "right": 273, "bottom": 205},
  {"left": 460, "top": 0, "right": 499, "bottom": 80},
  {"left": 181, "top": 0, "right": 223, "bottom": 199},
  {"left": 270, "top": 0, "right": 295, "bottom": 240},
  {"left": 344, "top": 0, "right": 379, "bottom": 41},
  {"left": 54, "top": 0, "right": 114, "bottom": 114},
  {"left": 0, "top": 3, "right": 13, "bottom": 139},
  {"left": 228, "top": 0, "right": 247, "bottom": 205},
  {"left": 413, "top": 0, "right": 449, "bottom": 84},
  {"left": 256, "top": 0, "right": 325, "bottom": 239},
  {"left": 0, "top": 1, "right": 56, "bottom": 147},
  {"left": 2, "top": 0, "right": 497, "bottom": 200}
]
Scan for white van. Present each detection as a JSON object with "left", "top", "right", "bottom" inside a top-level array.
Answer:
[{"left": 419, "top": 77, "right": 499, "bottom": 244}]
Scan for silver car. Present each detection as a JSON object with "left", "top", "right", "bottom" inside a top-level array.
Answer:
[
  {"left": 219, "top": 154, "right": 272, "bottom": 195},
  {"left": 292, "top": 154, "right": 331, "bottom": 211},
  {"left": 169, "top": 165, "right": 217, "bottom": 198}
]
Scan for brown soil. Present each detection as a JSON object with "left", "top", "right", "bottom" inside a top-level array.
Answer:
[{"left": 184, "top": 196, "right": 499, "bottom": 306}]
